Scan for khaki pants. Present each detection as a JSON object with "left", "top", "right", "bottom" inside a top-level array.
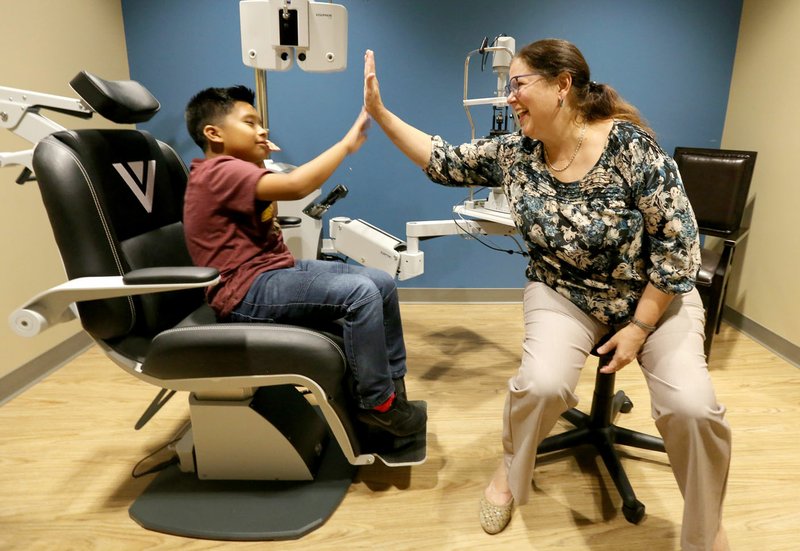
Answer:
[{"left": 503, "top": 282, "right": 731, "bottom": 551}]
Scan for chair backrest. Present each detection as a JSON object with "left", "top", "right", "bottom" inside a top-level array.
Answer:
[
  {"left": 673, "top": 147, "right": 757, "bottom": 237},
  {"left": 32, "top": 129, "right": 204, "bottom": 356}
]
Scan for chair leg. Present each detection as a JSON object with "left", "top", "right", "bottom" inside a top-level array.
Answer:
[
  {"left": 715, "top": 280, "right": 730, "bottom": 335},
  {"left": 537, "top": 422, "right": 591, "bottom": 454},
  {"left": 706, "top": 243, "right": 736, "bottom": 352},
  {"left": 612, "top": 425, "right": 666, "bottom": 453},
  {"left": 596, "top": 439, "right": 646, "bottom": 524},
  {"left": 703, "top": 293, "right": 720, "bottom": 358},
  {"left": 561, "top": 407, "right": 589, "bottom": 427},
  {"left": 134, "top": 388, "right": 176, "bottom": 430}
]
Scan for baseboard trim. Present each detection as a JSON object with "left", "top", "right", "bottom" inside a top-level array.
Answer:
[
  {"left": 723, "top": 306, "right": 800, "bottom": 369},
  {"left": 0, "top": 331, "right": 93, "bottom": 406},
  {"left": 399, "top": 287, "right": 523, "bottom": 303}
]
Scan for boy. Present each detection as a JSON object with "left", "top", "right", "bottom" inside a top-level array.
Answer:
[{"left": 183, "top": 85, "right": 425, "bottom": 437}]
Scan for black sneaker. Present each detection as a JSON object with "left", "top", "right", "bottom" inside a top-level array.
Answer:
[{"left": 356, "top": 396, "right": 426, "bottom": 437}]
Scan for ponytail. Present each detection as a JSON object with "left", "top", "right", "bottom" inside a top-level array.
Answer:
[{"left": 578, "top": 80, "right": 654, "bottom": 137}]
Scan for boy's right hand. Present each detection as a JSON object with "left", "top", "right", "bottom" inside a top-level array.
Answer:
[{"left": 342, "top": 108, "right": 370, "bottom": 154}]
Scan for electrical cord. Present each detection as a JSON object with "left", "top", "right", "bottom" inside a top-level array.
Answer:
[
  {"left": 452, "top": 213, "right": 527, "bottom": 257},
  {"left": 452, "top": 189, "right": 528, "bottom": 257},
  {"left": 132, "top": 455, "right": 178, "bottom": 479},
  {"left": 479, "top": 34, "right": 507, "bottom": 72},
  {"left": 131, "top": 421, "right": 190, "bottom": 478},
  {"left": 479, "top": 36, "right": 489, "bottom": 71}
]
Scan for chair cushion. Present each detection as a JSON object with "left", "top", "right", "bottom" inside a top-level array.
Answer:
[
  {"left": 142, "top": 323, "right": 348, "bottom": 397},
  {"left": 70, "top": 71, "right": 160, "bottom": 124}
]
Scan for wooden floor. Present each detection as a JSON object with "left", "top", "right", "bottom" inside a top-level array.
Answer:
[{"left": 1, "top": 304, "right": 798, "bottom": 550}]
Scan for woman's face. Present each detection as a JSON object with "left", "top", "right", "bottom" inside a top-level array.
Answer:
[{"left": 506, "top": 58, "right": 557, "bottom": 140}]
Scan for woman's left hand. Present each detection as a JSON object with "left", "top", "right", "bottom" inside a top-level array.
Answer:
[{"left": 596, "top": 323, "right": 649, "bottom": 373}]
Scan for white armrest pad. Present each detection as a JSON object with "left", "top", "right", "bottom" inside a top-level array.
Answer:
[{"left": 9, "top": 271, "right": 220, "bottom": 337}]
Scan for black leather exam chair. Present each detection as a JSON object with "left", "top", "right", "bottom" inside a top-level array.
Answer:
[{"left": 11, "top": 71, "right": 426, "bottom": 540}]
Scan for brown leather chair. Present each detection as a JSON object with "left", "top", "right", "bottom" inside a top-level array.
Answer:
[{"left": 673, "top": 147, "right": 757, "bottom": 357}]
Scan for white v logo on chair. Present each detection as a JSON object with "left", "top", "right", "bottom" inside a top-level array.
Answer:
[{"left": 113, "top": 160, "right": 155, "bottom": 213}]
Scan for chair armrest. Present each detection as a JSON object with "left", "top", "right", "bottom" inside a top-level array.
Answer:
[
  {"left": 700, "top": 226, "right": 749, "bottom": 248},
  {"left": 9, "top": 267, "right": 220, "bottom": 337},
  {"left": 278, "top": 216, "right": 302, "bottom": 228},
  {"left": 122, "top": 266, "right": 219, "bottom": 285},
  {"left": 720, "top": 226, "right": 749, "bottom": 248}
]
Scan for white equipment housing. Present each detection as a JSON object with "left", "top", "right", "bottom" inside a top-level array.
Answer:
[
  {"left": 0, "top": 87, "right": 90, "bottom": 172},
  {"left": 323, "top": 216, "right": 516, "bottom": 281},
  {"left": 326, "top": 218, "right": 424, "bottom": 281},
  {"left": 240, "top": 0, "right": 348, "bottom": 72}
]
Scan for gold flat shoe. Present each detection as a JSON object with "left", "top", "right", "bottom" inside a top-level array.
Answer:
[{"left": 479, "top": 495, "right": 513, "bottom": 534}]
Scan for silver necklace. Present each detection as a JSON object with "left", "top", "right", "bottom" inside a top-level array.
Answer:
[{"left": 543, "top": 122, "right": 587, "bottom": 172}]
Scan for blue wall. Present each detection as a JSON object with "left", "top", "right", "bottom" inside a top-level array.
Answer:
[{"left": 120, "top": 0, "right": 743, "bottom": 289}]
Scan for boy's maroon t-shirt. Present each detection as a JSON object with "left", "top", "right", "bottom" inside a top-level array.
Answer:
[{"left": 184, "top": 155, "right": 295, "bottom": 318}]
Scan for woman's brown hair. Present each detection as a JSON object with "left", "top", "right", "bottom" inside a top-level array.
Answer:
[{"left": 516, "top": 38, "right": 654, "bottom": 136}]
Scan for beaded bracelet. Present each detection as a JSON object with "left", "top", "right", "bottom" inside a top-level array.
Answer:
[{"left": 630, "top": 316, "right": 657, "bottom": 333}]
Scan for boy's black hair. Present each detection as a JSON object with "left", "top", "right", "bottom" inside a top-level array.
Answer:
[{"left": 185, "top": 85, "right": 256, "bottom": 150}]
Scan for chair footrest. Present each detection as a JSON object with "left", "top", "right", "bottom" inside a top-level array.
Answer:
[{"left": 362, "top": 400, "right": 428, "bottom": 466}]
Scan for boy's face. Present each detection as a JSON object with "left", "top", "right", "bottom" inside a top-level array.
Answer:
[{"left": 207, "top": 101, "right": 270, "bottom": 164}]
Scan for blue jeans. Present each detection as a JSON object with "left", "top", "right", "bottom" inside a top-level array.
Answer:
[{"left": 230, "top": 259, "right": 407, "bottom": 409}]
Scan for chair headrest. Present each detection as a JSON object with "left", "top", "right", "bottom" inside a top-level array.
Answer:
[{"left": 69, "top": 70, "right": 160, "bottom": 124}]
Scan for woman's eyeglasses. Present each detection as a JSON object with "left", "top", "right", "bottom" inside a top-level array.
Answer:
[{"left": 504, "top": 74, "right": 544, "bottom": 97}]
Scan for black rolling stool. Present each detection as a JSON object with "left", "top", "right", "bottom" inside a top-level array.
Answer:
[{"left": 536, "top": 334, "right": 667, "bottom": 523}]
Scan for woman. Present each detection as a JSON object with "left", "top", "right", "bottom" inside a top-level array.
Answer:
[{"left": 363, "top": 38, "right": 731, "bottom": 551}]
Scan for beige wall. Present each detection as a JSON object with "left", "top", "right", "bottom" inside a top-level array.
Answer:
[
  {"left": 721, "top": 0, "right": 800, "bottom": 346},
  {"left": 0, "top": 1, "right": 130, "bottom": 378}
]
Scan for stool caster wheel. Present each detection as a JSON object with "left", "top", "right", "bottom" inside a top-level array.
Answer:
[
  {"left": 622, "top": 500, "right": 646, "bottom": 524},
  {"left": 620, "top": 396, "right": 633, "bottom": 414},
  {"left": 613, "top": 390, "right": 634, "bottom": 414}
]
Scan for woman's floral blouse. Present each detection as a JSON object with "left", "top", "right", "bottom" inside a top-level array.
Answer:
[{"left": 423, "top": 120, "right": 701, "bottom": 325}]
